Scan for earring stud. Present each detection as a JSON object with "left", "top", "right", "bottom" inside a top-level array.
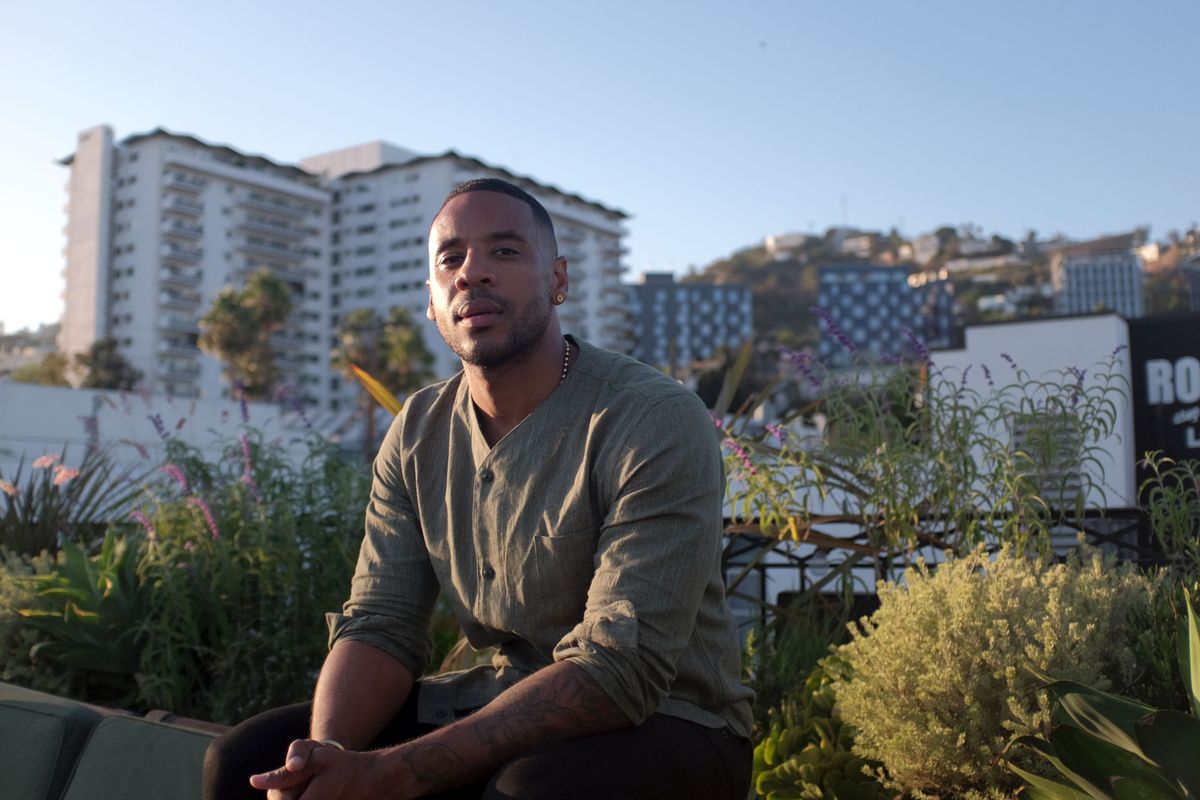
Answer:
[{"left": 555, "top": 294, "right": 565, "bottom": 304}]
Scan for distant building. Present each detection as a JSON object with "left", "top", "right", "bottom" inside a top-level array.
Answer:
[
  {"left": 815, "top": 264, "right": 955, "bottom": 364},
  {"left": 1185, "top": 257, "right": 1200, "bottom": 313},
  {"left": 627, "top": 273, "right": 753, "bottom": 377},
  {"left": 56, "top": 125, "right": 634, "bottom": 412},
  {"left": 764, "top": 232, "right": 817, "bottom": 260},
  {"left": 59, "top": 125, "right": 333, "bottom": 405},
  {"left": 301, "top": 140, "right": 633, "bottom": 409},
  {"left": 1049, "top": 232, "right": 1145, "bottom": 319},
  {"left": 0, "top": 323, "right": 59, "bottom": 377}
]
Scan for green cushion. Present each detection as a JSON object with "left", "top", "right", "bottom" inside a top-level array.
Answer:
[
  {"left": 59, "top": 716, "right": 215, "bottom": 800},
  {"left": 0, "top": 682, "right": 102, "bottom": 800}
]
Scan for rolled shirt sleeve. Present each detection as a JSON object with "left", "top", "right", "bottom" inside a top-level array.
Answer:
[
  {"left": 326, "top": 418, "right": 440, "bottom": 680},
  {"left": 551, "top": 392, "right": 725, "bottom": 725}
]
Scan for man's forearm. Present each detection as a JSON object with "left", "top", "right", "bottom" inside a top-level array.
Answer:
[
  {"left": 311, "top": 639, "right": 415, "bottom": 750},
  {"left": 379, "top": 660, "right": 630, "bottom": 795}
]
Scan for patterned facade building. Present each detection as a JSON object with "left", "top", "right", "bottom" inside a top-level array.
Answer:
[
  {"left": 815, "top": 264, "right": 955, "bottom": 365},
  {"left": 627, "top": 272, "right": 753, "bottom": 376}
]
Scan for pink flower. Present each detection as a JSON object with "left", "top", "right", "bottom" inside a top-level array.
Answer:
[
  {"left": 53, "top": 466, "right": 80, "bottom": 486},
  {"left": 187, "top": 496, "right": 220, "bottom": 540},
  {"left": 129, "top": 509, "right": 157, "bottom": 542},
  {"left": 162, "top": 464, "right": 190, "bottom": 495},
  {"left": 32, "top": 453, "right": 60, "bottom": 470},
  {"left": 0, "top": 479, "right": 17, "bottom": 496}
]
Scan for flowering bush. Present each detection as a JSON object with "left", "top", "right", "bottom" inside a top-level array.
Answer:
[
  {"left": 831, "top": 545, "right": 1151, "bottom": 799},
  {"left": 3, "top": 431, "right": 370, "bottom": 724}
]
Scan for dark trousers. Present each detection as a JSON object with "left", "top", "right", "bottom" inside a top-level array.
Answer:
[{"left": 203, "top": 685, "right": 751, "bottom": 799}]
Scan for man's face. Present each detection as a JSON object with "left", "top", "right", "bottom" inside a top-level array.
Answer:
[{"left": 426, "top": 191, "right": 566, "bottom": 368}]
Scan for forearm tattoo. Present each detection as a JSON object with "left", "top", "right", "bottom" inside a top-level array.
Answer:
[{"left": 400, "top": 664, "right": 627, "bottom": 792}]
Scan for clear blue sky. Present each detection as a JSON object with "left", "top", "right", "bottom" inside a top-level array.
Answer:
[{"left": 2, "top": 0, "right": 1197, "bottom": 332}]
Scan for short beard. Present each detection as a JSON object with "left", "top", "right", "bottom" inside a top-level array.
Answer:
[{"left": 437, "top": 289, "right": 553, "bottom": 370}]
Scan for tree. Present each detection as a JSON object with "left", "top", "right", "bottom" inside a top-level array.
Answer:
[
  {"left": 74, "top": 336, "right": 142, "bottom": 390},
  {"left": 11, "top": 352, "right": 69, "bottom": 386},
  {"left": 331, "top": 306, "right": 436, "bottom": 458},
  {"left": 198, "top": 269, "right": 293, "bottom": 400}
]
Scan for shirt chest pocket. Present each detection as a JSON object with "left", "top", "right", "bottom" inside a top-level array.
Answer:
[{"left": 532, "top": 528, "right": 598, "bottom": 621}]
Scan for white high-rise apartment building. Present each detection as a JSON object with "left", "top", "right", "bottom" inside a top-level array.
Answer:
[
  {"left": 60, "top": 126, "right": 332, "bottom": 406},
  {"left": 58, "top": 127, "right": 633, "bottom": 413},
  {"left": 300, "top": 141, "right": 633, "bottom": 410}
]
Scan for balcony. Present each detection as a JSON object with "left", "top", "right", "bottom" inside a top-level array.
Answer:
[
  {"left": 236, "top": 239, "right": 305, "bottom": 263},
  {"left": 239, "top": 194, "right": 307, "bottom": 220},
  {"left": 165, "top": 196, "right": 204, "bottom": 216},
  {"left": 158, "top": 340, "right": 198, "bottom": 357},
  {"left": 159, "top": 314, "right": 198, "bottom": 334},
  {"left": 600, "top": 260, "right": 625, "bottom": 277},
  {"left": 160, "top": 363, "right": 201, "bottom": 381},
  {"left": 164, "top": 172, "right": 207, "bottom": 194},
  {"left": 159, "top": 266, "right": 201, "bottom": 288},
  {"left": 162, "top": 220, "right": 204, "bottom": 240},
  {"left": 158, "top": 290, "right": 200, "bottom": 310},
  {"left": 237, "top": 217, "right": 307, "bottom": 241},
  {"left": 162, "top": 243, "right": 203, "bottom": 264}
]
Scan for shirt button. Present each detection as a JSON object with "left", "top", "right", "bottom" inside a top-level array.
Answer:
[
  {"left": 479, "top": 468, "right": 494, "bottom": 483},
  {"left": 481, "top": 565, "right": 496, "bottom": 580}
]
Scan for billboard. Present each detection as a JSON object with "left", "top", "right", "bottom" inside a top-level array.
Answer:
[{"left": 1129, "top": 313, "right": 1200, "bottom": 469}]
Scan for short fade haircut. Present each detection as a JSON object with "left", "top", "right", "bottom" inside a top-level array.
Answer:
[{"left": 439, "top": 178, "right": 559, "bottom": 258}]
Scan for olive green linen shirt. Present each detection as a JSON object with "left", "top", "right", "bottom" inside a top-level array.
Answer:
[{"left": 326, "top": 338, "right": 754, "bottom": 737}]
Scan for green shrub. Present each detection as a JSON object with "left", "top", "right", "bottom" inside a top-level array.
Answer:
[
  {"left": 831, "top": 545, "right": 1151, "bottom": 799},
  {"left": 753, "top": 655, "right": 887, "bottom": 800},
  {"left": 3, "top": 431, "right": 370, "bottom": 725}
]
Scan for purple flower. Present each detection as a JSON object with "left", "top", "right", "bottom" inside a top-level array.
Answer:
[
  {"left": 239, "top": 433, "right": 254, "bottom": 475},
  {"left": 982, "top": 364, "right": 994, "bottom": 387},
  {"left": 240, "top": 472, "right": 263, "bottom": 505},
  {"left": 1068, "top": 367, "right": 1087, "bottom": 407},
  {"left": 901, "top": 328, "right": 930, "bottom": 364},
  {"left": 1112, "top": 344, "right": 1128, "bottom": 357},
  {"left": 1000, "top": 353, "right": 1017, "bottom": 371},
  {"left": 960, "top": 365, "right": 972, "bottom": 386},
  {"left": 234, "top": 380, "right": 249, "bottom": 424},
  {"left": 810, "top": 306, "right": 857, "bottom": 353},
  {"left": 187, "top": 496, "right": 220, "bottom": 540},
  {"left": 175, "top": 416, "right": 187, "bottom": 431},
  {"left": 722, "top": 437, "right": 758, "bottom": 476},
  {"left": 129, "top": 509, "right": 157, "bottom": 542},
  {"left": 710, "top": 414, "right": 724, "bottom": 430},
  {"left": 765, "top": 423, "right": 784, "bottom": 442},
  {"left": 162, "top": 464, "right": 189, "bottom": 495},
  {"left": 121, "top": 438, "right": 150, "bottom": 460},
  {"left": 779, "top": 346, "right": 822, "bottom": 389},
  {"left": 148, "top": 413, "right": 169, "bottom": 440}
]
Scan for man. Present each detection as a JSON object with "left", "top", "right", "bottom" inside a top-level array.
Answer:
[{"left": 204, "top": 178, "right": 753, "bottom": 799}]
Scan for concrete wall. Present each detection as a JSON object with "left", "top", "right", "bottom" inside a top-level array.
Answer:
[{"left": 0, "top": 381, "right": 313, "bottom": 483}]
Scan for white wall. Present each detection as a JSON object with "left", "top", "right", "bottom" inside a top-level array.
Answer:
[{"left": 0, "top": 381, "right": 313, "bottom": 483}]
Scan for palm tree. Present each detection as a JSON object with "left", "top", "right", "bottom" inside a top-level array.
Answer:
[
  {"left": 74, "top": 336, "right": 142, "bottom": 390},
  {"left": 198, "top": 269, "right": 293, "bottom": 400},
  {"left": 331, "top": 306, "right": 435, "bottom": 458}
]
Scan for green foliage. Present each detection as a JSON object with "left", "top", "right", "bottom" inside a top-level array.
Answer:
[
  {"left": 331, "top": 306, "right": 436, "bottom": 397},
  {"left": 831, "top": 546, "right": 1151, "bottom": 798},
  {"left": 744, "top": 590, "right": 855, "bottom": 736},
  {"left": 1, "top": 431, "right": 370, "bottom": 725},
  {"left": 74, "top": 336, "right": 142, "bottom": 390},
  {"left": 723, "top": 352, "right": 1127, "bottom": 581},
  {"left": 1009, "top": 590, "right": 1200, "bottom": 799},
  {"left": 11, "top": 351, "right": 69, "bottom": 386},
  {"left": 198, "top": 267, "right": 294, "bottom": 399},
  {"left": 15, "top": 536, "right": 145, "bottom": 707},
  {"left": 752, "top": 656, "right": 887, "bottom": 800},
  {"left": 0, "top": 447, "right": 146, "bottom": 556},
  {"left": 1138, "top": 452, "right": 1200, "bottom": 566}
]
